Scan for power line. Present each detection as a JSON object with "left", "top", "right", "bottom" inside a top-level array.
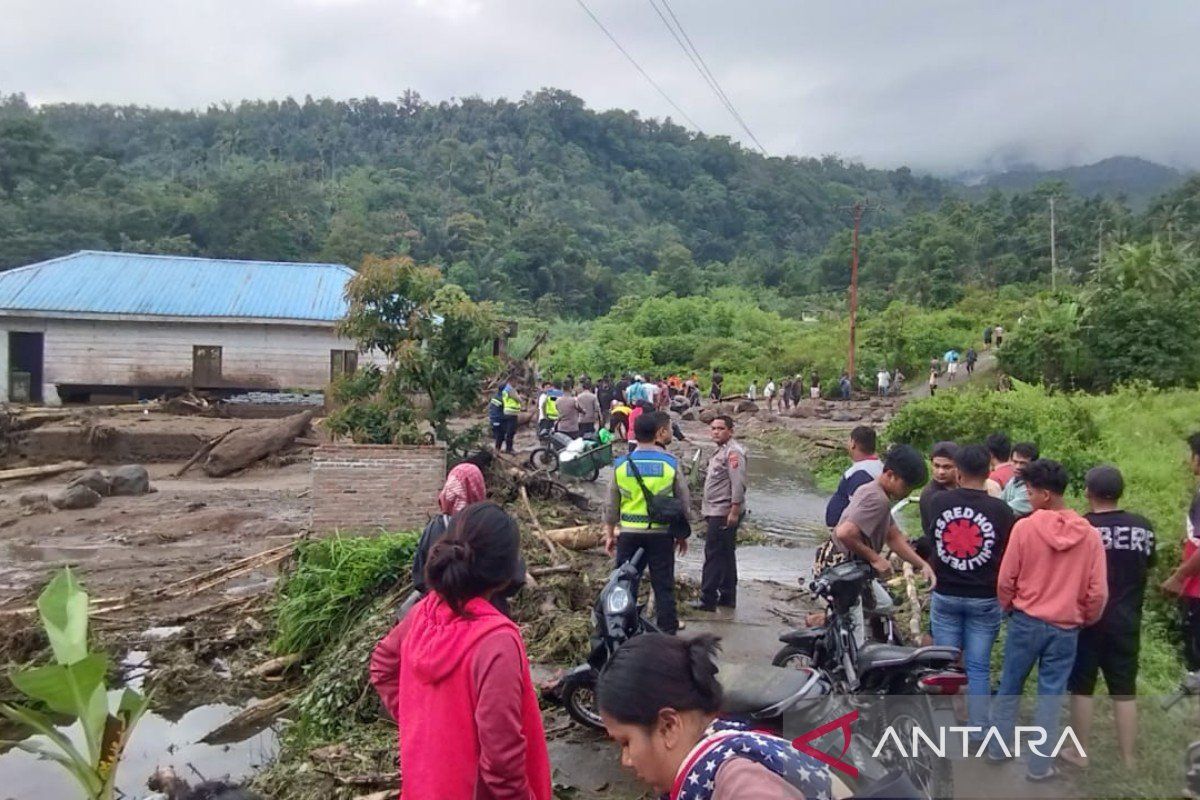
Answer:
[
  {"left": 654, "top": 0, "right": 769, "bottom": 155},
  {"left": 572, "top": 0, "right": 701, "bottom": 131}
]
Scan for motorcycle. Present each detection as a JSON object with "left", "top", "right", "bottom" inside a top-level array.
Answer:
[
  {"left": 773, "top": 560, "right": 965, "bottom": 797},
  {"left": 1162, "top": 670, "right": 1200, "bottom": 798}
]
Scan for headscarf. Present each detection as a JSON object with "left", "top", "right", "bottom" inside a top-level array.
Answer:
[{"left": 438, "top": 462, "right": 487, "bottom": 515}]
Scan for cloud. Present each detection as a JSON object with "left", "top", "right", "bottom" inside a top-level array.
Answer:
[{"left": 3, "top": 0, "right": 1197, "bottom": 173}]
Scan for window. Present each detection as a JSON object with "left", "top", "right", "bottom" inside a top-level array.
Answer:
[
  {"left": 192, "top": 345, "right": 222, "bottom": 385},
  {"left": 331, "top": 349, "right": 358, "bottom": 381}
]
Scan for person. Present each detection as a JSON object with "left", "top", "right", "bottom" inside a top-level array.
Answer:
[
  {"left": 924, "top": 444, "right": 1015, "bottom": 733},
  {"left": 746, "top": 380, "right": 757, "bottom": 401},
  {"left": 576, "top": 382, "right": 601, "bottom": 436},
  {"left": 1062, "top": 465, "right": 1155, "bottom": 770},
  {"left": 823, "top": 426, "right": 881, "bottom": 528},
  {"left": 876, "top": 367, "right": 891, "bottom": 397},
  {"left": 809, "top": 370, "right": 820, "bottom": 400},
  {"left": 983, "top": 326, "right": 994, "bottom": 349},
  {"left": 370, "top": 503, "right": 552, "bottom": 800},
  {"left": 597, "top": 375, "right": 615, "bottom": 413},
  {"left": 927, "top": 366, "right": 938, "bottom": 396},
  {"left": 596, "top": 634, "right": 833, "bottom": 800},
  {"left": 929, "top": 356, "right": 940, "bottom": 375},
  {"left": 839, "top": 372, "right": 851, "bottom": 401},
  {"left": 564, "top": 373, "right": 575, "bottom": 392},
  {"left": 603, "top": 412, "right": 693, "bottom": 634},
  {"left": 966, "top": 346, "right": 978, "bottom": 375},
  {"left": 615, "top": 374, "right": 632, "bottom": 406},
  {"left": 489, "top": 377, "right": 521, "bottom": 453},
  {"left": 780, "top": 377, "right": 793, "bottom": 410},
  {"left": 789, "top": 375, "right": 803, "bottom": 407},
  {"left": 626, "top": 400, "right": 650, "bottom": 452},
  {"left": 686, "top": 379, "right": 701, "bottom": 407},
  {"left": 625, "top": 375, "right": 645, "bottom": 405},
  {"left": 1000, "top": 441, "right": 1038, "bottom": 518},
  {"left": 918, "top": 441, "right": 958, "bottom": 539},
  {"left": 536, "top": 381, "right": 559, "bottom": 437},
  {"left": 655, "top": 379, "right": 670, "bottom": 411},
  {"left": 815, "top": 444, "right": 935, "bottom": 644},
  {"left": 994, "top": 324, "right": 1005, "bottom": 347},
  {"left": 985, "top": 432, "right": 1014, "bottom": 494},
  {"left": 710, "top": 368, "right": 724, "bottom": 401},
  {"left": 556, "top": 388, "right": 581, "bottom": 439},
  {"left": 693, "top": 415, "right": 747, "bottom": 612},
  {"left": 438, "top": 451, "right": 491, "bottom": 516},
  {"left": 1161, "top": 432, "right": 1200, "bottom": 671},
  {"left": 990, "top": 459, "right": 1108, "bottom": 781},
  {"left": 763, "top": 378, "right": 776, "bottom": 412},
  {"left": 609, "top": 399, "right": 632, "bottom": 441}
]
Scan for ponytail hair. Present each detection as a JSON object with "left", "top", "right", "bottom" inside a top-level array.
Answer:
[
  {"left": 425, "top": 502, "right": 520, "bottom": 615},
  {"left": 596, "top": 633, "right": 723, "bottom": 726}
]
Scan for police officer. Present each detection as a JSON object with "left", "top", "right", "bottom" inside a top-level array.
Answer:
[
  {"left": 692, "top": 415, "right": 747, "bottom": 611},
  {"left": 603, "top": 412, "right": 692, "bottom": 634},
  {"left": 489, "top": 376, "right": 522, "bottom": 453}
]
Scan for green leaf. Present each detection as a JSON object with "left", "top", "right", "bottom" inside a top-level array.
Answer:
[
  {"left": 36, "top": 568, "right": 89, "bottom": 666},
  {"left": 10, "top": 654, "right": 106, "bottom": 716},
  {"left": 0, "top": 703, "right": 99, "bottom": 792}
]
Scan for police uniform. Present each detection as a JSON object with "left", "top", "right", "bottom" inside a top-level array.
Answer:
[
  {"left": 700, "top": 439, "right": 747, "bottom": 608},
  {"left": 604, "top": 444, "right": 693, "bottom": 633},
  {"left": 489, "top": 383, "right": 521, "bottom": 452}
]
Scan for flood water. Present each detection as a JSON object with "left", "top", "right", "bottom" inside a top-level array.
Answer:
[
  {"left": 0, "top": 696, "right": 277, "bottom": 799},
  {"left": 741, "top": 449, "right": 829, "bottom": 544}
]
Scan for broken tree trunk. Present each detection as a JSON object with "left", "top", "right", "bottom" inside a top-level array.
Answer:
[
  {"left": 174, "top": 427, "right": 240, "bottom": 477},
  {"left": 0, "top": 461, "right": 88, "bottom": 482},
  {"left": 200, "top": 690, "right": 296, "bottom": 744},
  {"left": 202, "top": 411, "right": 314, "bottom": 477}
]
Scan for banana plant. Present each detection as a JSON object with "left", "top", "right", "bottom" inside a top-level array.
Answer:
[{"left": 1, "top": 568, "right": 150, "bottom": 799}]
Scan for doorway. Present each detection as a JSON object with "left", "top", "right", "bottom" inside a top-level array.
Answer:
[
  {"left": 192, "top": 345, "right": 223, "bottom": 386},
  {"left": 8, "top": 332, "right": 44, "bottom": 403}
]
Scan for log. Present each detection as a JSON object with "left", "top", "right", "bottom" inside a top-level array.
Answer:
[
  {"left": 200, "top": 690, "right": 296, "bottom": 744},
  {"left": 902, "top": 562, "right": 922, "bottom": 640},
  {"left": 544, "top": 525, "right": 602, "bottom": 551},
  {"left": 246, "top": 653, "right": 303, "bottom": 678},
  {"left": 517, "top": 485, "right": 563, "bottom": 560},
  {"left": 0, "top": 461, "right": 88, "bottom": 482},
  {"left": 173, "top": 427, "right": 240, "bottom": 477},
  {"left": 529, "top": 564, "right": 577, "bottom": 578},
  {"left": 202, "top": 410, "right": 314, "bottom": 477}
]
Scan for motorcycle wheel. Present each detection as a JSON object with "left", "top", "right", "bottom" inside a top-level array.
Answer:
[
  {"left": 875, "top": 696, "right": 952, "bottom": 800},
  {"left": 772, "top": 643, "right": 816, "bottom": 670},
  {"left": 528, "top": 447, "right": 559, "bottom": 472},
  {"left": 563, "top": 679, "right": 604, "bottom": 730}
]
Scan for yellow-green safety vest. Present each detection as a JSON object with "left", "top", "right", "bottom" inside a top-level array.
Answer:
[
  {"left": 614, "top": 451, "right": 679, "bottom": 530},
  {"left": 544, "top": 395, "right": 559, "bottom": 420},
  {"left": 502, "top": 387, "right": 520, "bottom": 416}
]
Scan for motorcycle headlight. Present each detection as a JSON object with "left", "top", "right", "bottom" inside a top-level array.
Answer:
[{"left": 605, "top": 585, "right": 632, "bottom": 616}]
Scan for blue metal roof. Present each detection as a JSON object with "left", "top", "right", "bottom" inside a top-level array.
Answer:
[{"left": 0, "top": 251, "right": 355, "bottom": 322}]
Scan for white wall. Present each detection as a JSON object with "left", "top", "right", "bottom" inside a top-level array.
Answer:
[{"left": 0, "top": 316, "right": 383, "bottom": 404}]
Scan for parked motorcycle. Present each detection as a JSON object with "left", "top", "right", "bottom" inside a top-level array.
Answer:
[
  {"left": 773, "top": 560, "right": 964, "bottom": 797},
  {"left": 1162, "top": 670, "right": 1200, "bottom": 798}
]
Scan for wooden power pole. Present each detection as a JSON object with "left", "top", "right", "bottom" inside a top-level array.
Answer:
[
  {"left": 846, "top": 201, "right": 867, "bottom": 382},
  {"left": 1049, "top": 197, "right": 1058, "bottom": 290}
]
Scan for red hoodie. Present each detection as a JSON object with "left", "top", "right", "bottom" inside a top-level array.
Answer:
[
  {"left": 369, "top": 593, "right": 552, "bottom": 800},
  {"left": 996, "top": 508, "right": 1108, "bottom": 628}
]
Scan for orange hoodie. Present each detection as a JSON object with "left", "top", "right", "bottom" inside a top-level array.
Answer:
[{"left": 996, "top": 508, "right": 1108, "bottom": 628}]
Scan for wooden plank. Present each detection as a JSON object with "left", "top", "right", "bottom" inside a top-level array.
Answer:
[{"left": 0, "top": 461, "right": 88, "bottom": 482}]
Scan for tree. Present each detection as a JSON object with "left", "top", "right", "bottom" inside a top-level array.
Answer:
[{"left": 329, "top": 255, "right": 505, "bottom": 448}]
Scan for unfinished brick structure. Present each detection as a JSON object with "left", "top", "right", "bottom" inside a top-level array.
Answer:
[{"left": 312, "top": 443, "right": 446, "bottom": 533}]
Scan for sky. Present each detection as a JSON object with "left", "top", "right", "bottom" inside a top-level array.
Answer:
[{"left": 4, "top": 0, "right": 1198, "bottom": 174}]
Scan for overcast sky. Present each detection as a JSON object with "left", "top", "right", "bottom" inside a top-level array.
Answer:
[{"left": 4, "top": 0, "right": 1198, "bottom": 174}]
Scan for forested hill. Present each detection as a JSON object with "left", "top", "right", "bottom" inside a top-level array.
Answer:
[
  {"left": 971, "top": 156, "right": 1188, "bottom": 210},
  {"left": 0, "top": 90, "right": 948, "bottom": 314}
]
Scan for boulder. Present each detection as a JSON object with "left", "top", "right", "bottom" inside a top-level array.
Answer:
[
  {"left": 51, "top": 485, "right": 102, "bottom": 510},
  {"left": 680, "top": 408, "right": 698, "bottom": 422},
  {"left": 698, "top": 408, "right": 718, "bottom": 424},
  {"left": 831, "top": 411, "right": 863, "bottom": 423},
  {"left": 109, "top": 465, "right": 151, "bottom": 496},
  {"left": 735, "top": 400, "right": 759, "bottom": 414},
  {"left": 871, "top": 411, "right": 888, "bottom": 423},
  {"left": 715, "top": 402, "right": 737, "bottom": 416},
  {"left": 18, "top": 492, "right": 49, "bottom": 507},
  {"left": 788, "top": 405, "right": 816, "bottom": 418},
  {"left": 67, "top": 469, "right": 111, "bottom": 497}
]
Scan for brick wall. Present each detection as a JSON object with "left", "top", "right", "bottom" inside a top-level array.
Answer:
[{"left": 312, "top": 443, "right": 446, "bottom": 533}]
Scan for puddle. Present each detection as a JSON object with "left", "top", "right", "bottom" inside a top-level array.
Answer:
[{"left": 0, "top": 696, "right": 277, "bottom": 799}]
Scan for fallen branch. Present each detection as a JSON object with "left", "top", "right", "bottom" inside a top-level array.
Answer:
[
  {"left": 0, "top": 460, "right": 89, "bottom": 482},
  {"left": 331, "top": 773, "right": 400, "bottom": 788},
  {"left": 544, "top": 524, "right": 602, "bottom": 551},
  {"left": 246, "top": 653, "right": 303, "bottom": 678},
  {"left": 173, "top": 427, "right": 241, "bottom": 477},
  {"left": 200, "top": 690, "right": 297, "bottom": 744},
  {"left": 517, "top": 485, "right": 563, "bottom": 561},
  {"left": 902, "top": 562, "right": 922, "bottom": 640},
  {"left": 529, "top": 564, "right": 577, "bottom": 578}
]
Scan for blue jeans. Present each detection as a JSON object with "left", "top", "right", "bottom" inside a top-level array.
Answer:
[
  {"left": 988, "top": 610, "right": 1079, "bottom": 777},
  {"left": 930, "top": 592, "right": 1001, "bottom": 730}
]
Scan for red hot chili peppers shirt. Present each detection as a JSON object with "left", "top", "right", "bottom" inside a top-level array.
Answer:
[{"left": 924, "top": 488, "right": 1016, "bottom": 598}]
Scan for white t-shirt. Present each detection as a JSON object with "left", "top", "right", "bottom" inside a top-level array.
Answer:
[
  {"left": 764, "top": 381, "right": 776, "bottom": 397},
  {"left": 877, "top": 371, "right": 890, "bottom": 388}
]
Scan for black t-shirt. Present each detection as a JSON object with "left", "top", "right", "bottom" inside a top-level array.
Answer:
[
  {"left": 925, "top": 488, "right": 1015, "bottom": 598},
  {"left": 919, "top": 480, "right": 954, "bottom": 537},
  {"left": 1085, "top": 510, "right": 1156, "bottom": 635}
]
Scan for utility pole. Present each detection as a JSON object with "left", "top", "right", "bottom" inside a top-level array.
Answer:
[
  {"left": 1049, "top": 197, "right": 1058, "bottom": 290},
  {"left": 846, "top": 201, "right": 866, "bottom": 382},
  {"left": 1098, "top": 220, "right": 1104, "bottom": 267}
]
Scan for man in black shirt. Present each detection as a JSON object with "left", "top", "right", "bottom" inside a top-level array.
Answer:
[
  {"left": 919, "top": 441, "right": 959, "bottom": 534},
  {"left": 924, "top": 444, "right": 1015, "bottom": 731},
  {"left": 1064, "top": 465, "right": 1155, "bottom": 769}
]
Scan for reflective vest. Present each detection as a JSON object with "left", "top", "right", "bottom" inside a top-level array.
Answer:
[
  {"left": 614, "top": 450, "right": 679, "bottom": 531},
  {"left": 501, "top": 386, "right": 520, "bottom": 416},
  {"left": 544, "top": 395, "right": 559, "bottom": 420}
]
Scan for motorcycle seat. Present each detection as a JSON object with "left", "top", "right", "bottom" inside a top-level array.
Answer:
[
  {"left": 856, "top": 643, "right": 959, "bottom": 673},
  {"left": 719, "top": 662, "right": 823, "bottom": 718}
]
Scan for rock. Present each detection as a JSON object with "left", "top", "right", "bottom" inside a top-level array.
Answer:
[
  {"left": 680, "top": 408, "right": 698, "bottom": 422},
  {"left": 18, "top": 492, "right": 49, "bottom": 507},
  {"left": 831, "top": 411, "right": 863, "bottom": 423},
  {"left": 871, "top": 411, "right": 888, "bottom": 423},
  {"left": 51, "top": 485, "right": 102, "bottom": 510},
  {"left": 788, "top": 405, "right": 816, "bottom": 418},
  {"left": 67, "top": 469, "right": 111, "bottom": 497},
  {"left": 698, "top": 408, "right": 718, "bottom": 424},
  {"left": 716, "top": 402, "right": 737, "bottom": 416},
  {"left": 109, "top": 465, "right": 152, "bottom": 496},
  {"left": 868, "top": 399, "right": 881, "bottom": 409},
  {"left": 735, "top": 400, "right": 759, "bottom": 413}
]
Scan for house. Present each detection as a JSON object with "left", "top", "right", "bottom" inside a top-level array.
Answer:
[{"left": 0, "top": 251, "right": 376, "bottom": 405}]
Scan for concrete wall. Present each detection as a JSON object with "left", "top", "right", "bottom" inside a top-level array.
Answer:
[
  {"left": 0, "top": 316, "right": 380, "bottom": 404},
  {"left": 312, "top": 443, "right": 446, "bottom": 533}
]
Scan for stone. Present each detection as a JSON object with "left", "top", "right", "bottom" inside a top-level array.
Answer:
[
  {"left": 871, "top": 411, "right": 888, "bottom": 423},
  {"left": 735, "top": 400, "right": 759, "bottom": 413},
  {"left": 18, "top": 492, "right": 49, "bottom": 507},
  {"left": 109, "top": 465, "right": 151, "bottom": 496},
  {"left": 831, "top": 411, "right": 863, "bottom": 423},
  {"left": 67, "top": 469, "right": 111, "bottom": 497},
  {"left": 51, "top": 485, "right": 102, "bottom": 510},
  {"left": 698, "top": 408, "right": 718, "bottom": 424},
  {"left": 680, "top": 408, "right": 698, "bottom": 422},
  {"left": 788, "top": 405, "right": 816, "bottom": 418}
]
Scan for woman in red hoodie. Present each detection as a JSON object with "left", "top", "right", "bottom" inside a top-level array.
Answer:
[{"left": 369, "top": 502, "right": 552, "bottom": 800}]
